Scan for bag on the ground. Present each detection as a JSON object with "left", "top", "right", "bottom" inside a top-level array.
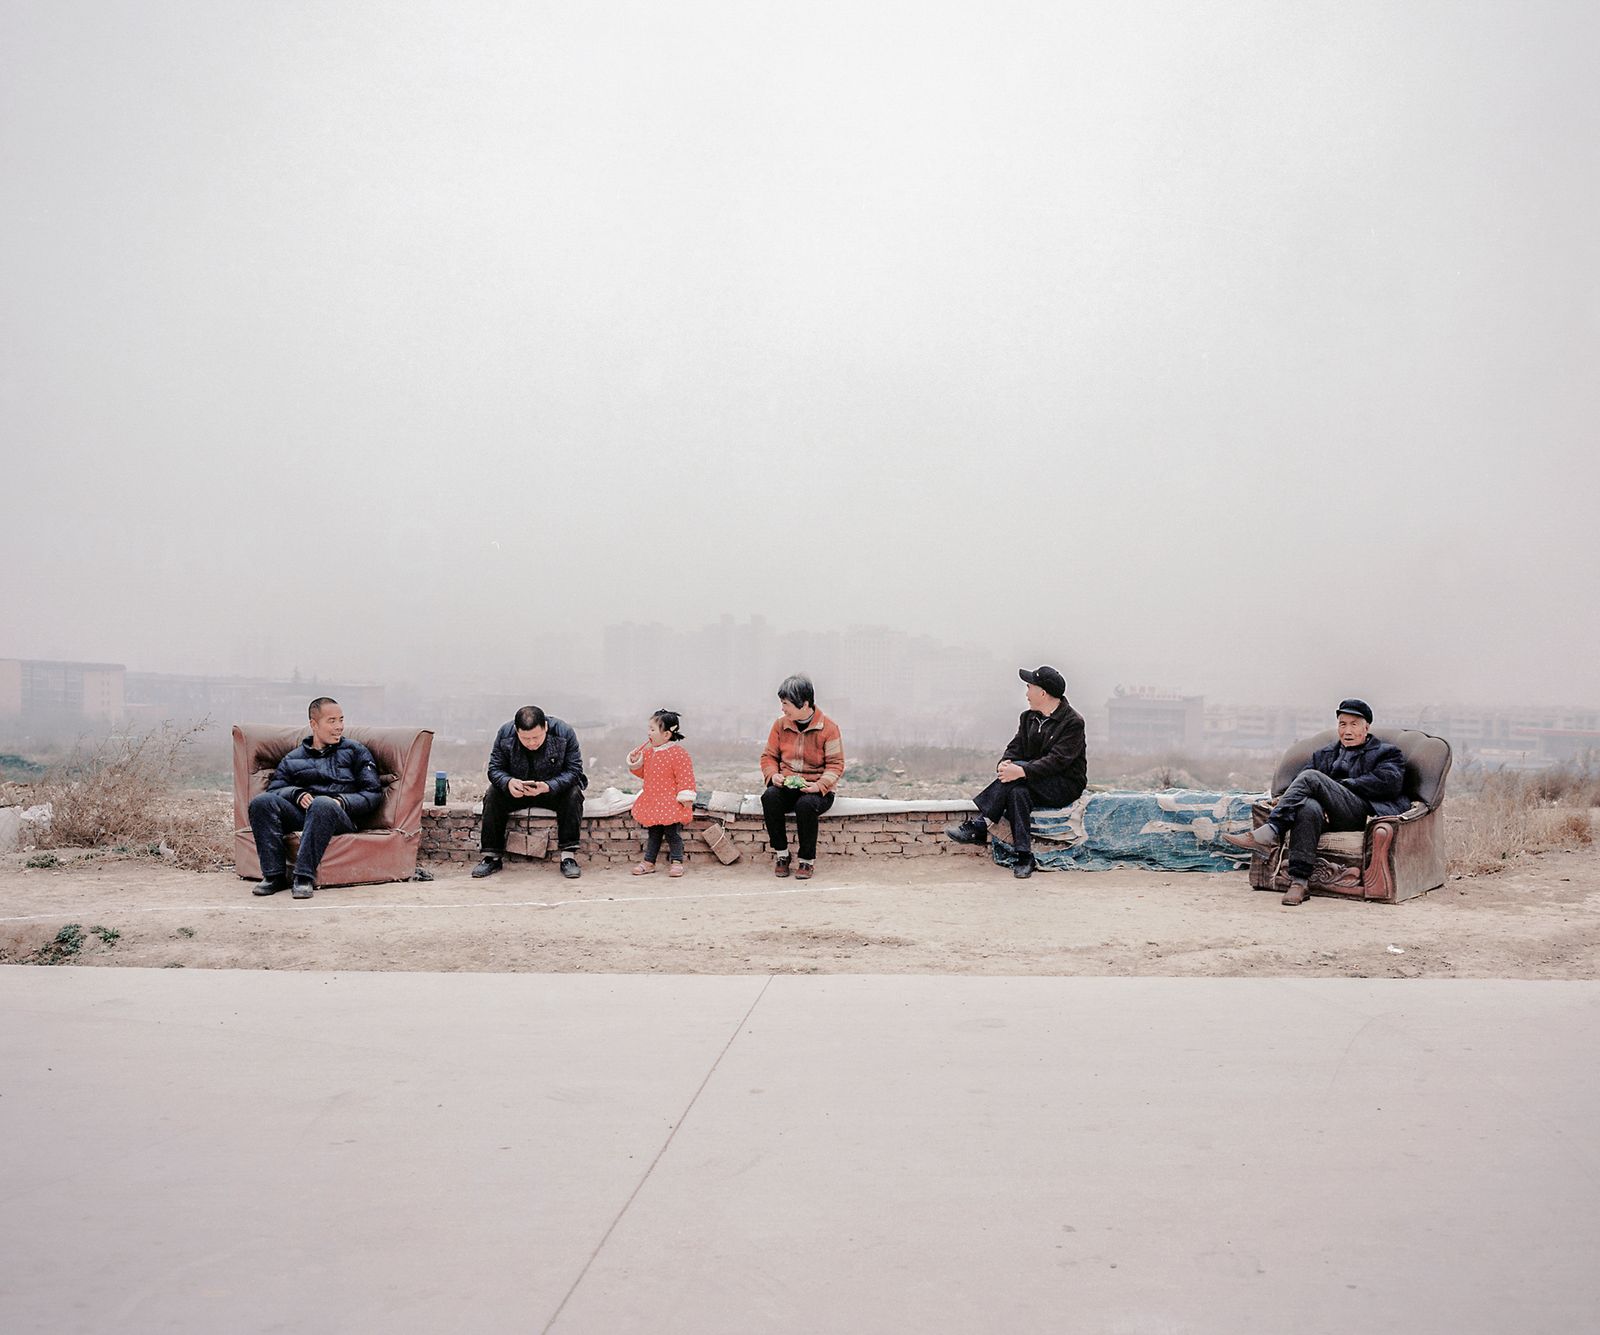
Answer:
[{"left": 700, "top": 822, "right": 740, "bottom": 864}]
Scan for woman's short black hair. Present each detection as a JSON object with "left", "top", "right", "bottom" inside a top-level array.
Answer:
[
  {"left": 514, "top": 705, "right": 547, "bottom": 731},
  {"left": 651, "top": 709, "right": 684, "bottom": 741},
  {"left": 776, "top": 674, "right": 815, "bottom": 709}
]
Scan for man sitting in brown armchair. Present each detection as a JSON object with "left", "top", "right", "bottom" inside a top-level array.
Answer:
[
  {"left": 1223, "top": 698, "right": 1407, "bottom": 906},
  {"left": 248, "top": 697, "right": 383, "bottom": 901}
]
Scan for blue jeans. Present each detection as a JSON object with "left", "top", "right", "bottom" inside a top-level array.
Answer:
[{"left": 248, "top": 791, "right": 356, "bottom": 881}]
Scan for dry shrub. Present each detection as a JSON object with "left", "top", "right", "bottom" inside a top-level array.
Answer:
[
  {"left": 1526, "top": 764, "right": 1600, "bottom": 808},
  {"left": 1542, "top": 807, "right": 1595, "bottom": 848},
  {"left": 1447, "top": 772, "right": 1594, "bottom": 876},
  {"left": 154, "top": 791, "right": 234, "bottom": 871},
  {"left": 1, "top": 780, "right": 37, "bottom": 808},
  {"left": 34, "top": 724, "right": 232, "bottom": 871}
]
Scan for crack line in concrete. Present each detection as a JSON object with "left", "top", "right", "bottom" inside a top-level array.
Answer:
[{"left": 540, "top": 974, "right": 775, "bottom": 1335}]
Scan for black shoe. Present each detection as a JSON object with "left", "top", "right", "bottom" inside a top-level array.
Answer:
[
  {"left": 945, "top": 819, "right": 989, "bottom": 846},
  {"left": 560, "top": 855, "right": 582, "bottom": 879},
  {"left": 471, "top": 856, "right": 503, "bottom": 879},
  {"left": 253, "top": 874, "right": 291, "bottom": 896},
  {"left": 1013, "top": 856, "right": 1035, "bottom": 879},
  {"left": 291, "top": 877, "right": 315, "bottom": 900}
]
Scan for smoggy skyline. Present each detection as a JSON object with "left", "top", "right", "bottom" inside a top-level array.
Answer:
[{"left": 4, "top": 2, "right": 1596, "bottom": 711}]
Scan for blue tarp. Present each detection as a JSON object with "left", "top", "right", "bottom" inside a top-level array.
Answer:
[{"left": 990, "top": 789, "right": 1266, "bottom": 873}]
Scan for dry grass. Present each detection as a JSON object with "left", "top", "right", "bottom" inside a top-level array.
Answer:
[
  {"left": 1525, "top": 764, "right": 1600, "bottom": 808},
  {"left": 1447, "top": 771, "right": 1594, "bottom": 876},
  {"left": 1, "top": 780, "right": 36, "bottom": 809},
  {"left": 31, "top": 724, "right": 232, "bottom": 872}
]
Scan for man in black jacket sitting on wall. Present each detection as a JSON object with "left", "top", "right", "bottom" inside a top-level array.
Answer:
[
  {"left": 945, "top": 666, "right": 1089, "bottom": 879},
  {"left": 472, "top": 705, "right": 588, "bottom": 881},
  {"left": 1222, "top": 698, "right": 1408, "bottom": 906},
  {"left": 249, "top": 697, "right": 383, "bottom": 901}
]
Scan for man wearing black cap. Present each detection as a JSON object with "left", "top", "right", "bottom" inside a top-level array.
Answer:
[
  {"left": 945, "top": 666, "right": 1088, "bottom": 878},
  {"left": 1223, "top": 699, "right": 1408, "bottom": 906}
]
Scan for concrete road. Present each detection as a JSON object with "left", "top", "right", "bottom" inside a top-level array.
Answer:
[{"left": 2, "top": 969, "right": 1596, "bottom": 1334}]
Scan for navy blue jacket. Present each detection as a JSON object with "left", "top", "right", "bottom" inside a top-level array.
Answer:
[
  {"left": 266, "top": 737, "right": 384, "bottom": 822},
  {"left": 487, "top": 718, "right": 587, "bottom": 797},
  {"left": 1308, "top": 737, "right": 1409, "bottom": 817}
]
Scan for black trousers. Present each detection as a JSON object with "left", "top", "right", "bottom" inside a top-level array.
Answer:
[
  {"left": 248, "top": 791, "right": 356, "bottom": 881},
  {"left": 481, "top": 783, "right": 585, "bottom": 853},
  {"left": 973, "top": 779, "right": 1039, "bottom": 857},
  {"left": 761, "top": 785, "right": 834, "bottom": 860},
  {"left": 643, "top": 824, "right": 685, "bottom": 863},
  {"left": 1269, "top": 770, "right": 1370, "bottom": 882}
]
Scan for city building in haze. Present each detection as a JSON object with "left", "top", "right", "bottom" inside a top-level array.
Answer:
[
  {"left": 0, "top": 658, "right": 125, "bottom": 726},
  {"left": 1106, "top": 686, "right": 1205, "bottom": 753}
]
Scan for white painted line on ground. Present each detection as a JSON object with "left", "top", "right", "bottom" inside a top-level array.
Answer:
[{"left": 0, "top": 882, "right": 872, "bottom": 925}]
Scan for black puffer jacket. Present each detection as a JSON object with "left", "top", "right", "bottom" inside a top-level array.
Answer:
[
  {"left": 266, "top": 737, "right": 384, "bottom": 822},
  {"left": 1002, "top": 699, "right": 1088, "bottom": 808},
  {"left": 487, "top": 718, "right": 587, "bottom": 796},
  {"left": 1308, "top": 737, "right": 1409, "bottom": 817}
]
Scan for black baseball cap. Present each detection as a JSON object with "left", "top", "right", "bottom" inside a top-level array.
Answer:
[
  {"left": 1019, "top": 665, "right": 1067, "bottom": 697},
  {"left": 1336, "top": 698, "right": 1374, "bottom": 724}
]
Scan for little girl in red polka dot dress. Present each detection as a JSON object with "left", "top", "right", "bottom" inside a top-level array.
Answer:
[{"left": 626, "top": 710, "right": 698, "bottom": 877}]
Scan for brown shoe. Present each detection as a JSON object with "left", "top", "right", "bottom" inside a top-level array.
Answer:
[
  {"left": 774, "top": 855, "right": 791, "bottom": 878},
  {"left": 1223, "top": 824, "right": 1280, "bottom": 853},
  {"left": 1282, "top": 879, "right": 1310, "bottom": 906},
  {"left": 794, "top": 860, "right": 814, "bottom": 880}
]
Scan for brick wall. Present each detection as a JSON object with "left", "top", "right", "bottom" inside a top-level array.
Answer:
[{"left": 421, "top": 803, "right": 989, "bottom": 868}]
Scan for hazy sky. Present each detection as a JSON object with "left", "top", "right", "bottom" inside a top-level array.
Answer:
[{"left": 3, "top": 1, "right": 1596, "bottom": 710}]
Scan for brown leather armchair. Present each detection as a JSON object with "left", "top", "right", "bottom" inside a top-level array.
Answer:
[
  {"left": 1247, "top": 727, "right": 1452, "bottom": 903},
  {"left": 232, "top": 724, "right": 435, "bottom": 887}
]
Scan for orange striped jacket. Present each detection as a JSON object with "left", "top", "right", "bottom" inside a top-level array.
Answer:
[{"left": 759, "top": 709, "right": 845, "bottom": 792}]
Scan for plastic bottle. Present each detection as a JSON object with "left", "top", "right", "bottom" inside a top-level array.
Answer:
[{"left": 434, "top": 770, "right": 448, "bottom": 806}]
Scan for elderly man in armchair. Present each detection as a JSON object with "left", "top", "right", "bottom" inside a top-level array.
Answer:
[{"left": 1224, "top": 698, "right": 1408, "bottom": 906}]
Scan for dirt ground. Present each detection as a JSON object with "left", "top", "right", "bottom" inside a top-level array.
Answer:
[{"left": 2, "top": 842, "right": 1597, "bottom": 978}]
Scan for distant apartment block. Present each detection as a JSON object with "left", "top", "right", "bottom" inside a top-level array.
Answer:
[
  {"left": 1106, "top": 687, "right": 1205, "bottom": 752},
  {"left": 124, "top": 673, "right": 387, "bottom": 725},
  {"left": 601, "top": 616, "right": 1010, "bottom": 744},
  {"left": 0, "top": 658, "right": 126, "bottom": 723},
  {"left": 1204, "top": 701, "right": 1600, "bottom": 764},
  {"left": 1204, "top": 704, "right": 1330, "bottom": 754},
  {"left": 1519, "top": 729, "right": 1600, "bottom": 764},
  {"left": 1394, "top": 706, "right": 1600, "bottom": 766}
]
